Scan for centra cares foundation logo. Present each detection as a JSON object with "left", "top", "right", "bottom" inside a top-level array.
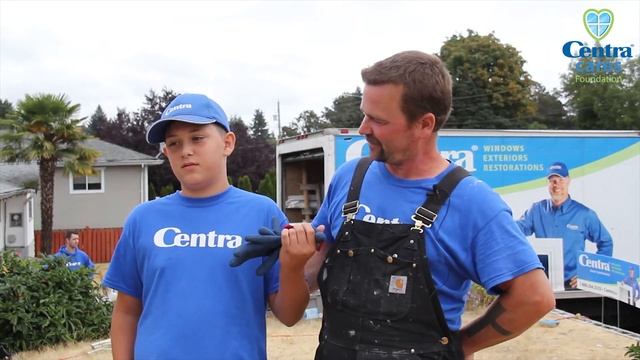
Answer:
[
  {"left": 562, "top": 8, "right": 634, "bottom": 84},
  {"left": 583, "top": 9, "right": 614, "bottom": 42}
]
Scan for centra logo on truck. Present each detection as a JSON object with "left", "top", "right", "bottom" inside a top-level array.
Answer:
[
  {"left": 346, "top": 139, "right": 478, "bottom": 172},
  {"left": 562, "top": 9, "right": 633, "bottom": 80},
  {"left": 439, "top": 149, "right": 476, "bottom": 172},
  {"left": 579, "top": 254, "right": 611, "bottom": 271}
]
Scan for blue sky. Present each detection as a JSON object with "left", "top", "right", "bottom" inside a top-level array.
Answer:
[{"left": 1, "top": 0, "right": 638, "bottom": 132}]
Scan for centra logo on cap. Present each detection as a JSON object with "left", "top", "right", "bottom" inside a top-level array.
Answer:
[
  {"left": 165, "top": 103, "right": 192, "bottom": 115},
  {"left": 145, "top": 93, "right": 230, "bottom": 144},
  {"left": 546, "top": 161, "right": 569, "bottom": 178}
]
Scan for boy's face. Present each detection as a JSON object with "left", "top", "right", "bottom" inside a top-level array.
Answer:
[{"left": 162, "top": 121, "right": 235, "bottom": 197}]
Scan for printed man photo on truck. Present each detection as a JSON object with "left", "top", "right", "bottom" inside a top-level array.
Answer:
[{"left": 517, "top": 161, "right": 613, "bottom": 289}]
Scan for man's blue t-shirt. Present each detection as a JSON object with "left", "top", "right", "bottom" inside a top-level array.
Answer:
[
  {"left": 622, "top": 274, "right": 640, "bottom": 301},
  {"left": 103, "top": 187, "right": 286, "bottom": 360},
  {"left": 54, "top": 246, "right": 94, "bottom": 271},
  {"left": 517, "top": 197, "right": 613, "bottom": 282},
  {"left": 312, "top": 159, "right": 542, "bottom": 331}
]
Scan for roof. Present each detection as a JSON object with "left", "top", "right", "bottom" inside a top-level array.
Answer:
[
  {"left": 0, "top": 179, "right": 25, "bottom": 194},
  {"left": 85, "top": 138, "right": 163, "bottom": 166},
  {"left": 0, "top": 177, "right": 35, "bottom": 199},
  {"left": 0, "top": 138, "right": 163, "bottom": 195},
  {"left": 0, "top": 162, "right": 38, "bottom": 190}
]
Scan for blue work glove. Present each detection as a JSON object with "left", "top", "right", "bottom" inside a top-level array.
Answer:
[
  {"left": 229, "top": 217, "right": 326, "bottom": 276},
  {"left": 229, "top": 218, "right": 283, "bottom": 275}
]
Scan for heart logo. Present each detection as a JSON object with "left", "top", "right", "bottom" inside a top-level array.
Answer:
[{"left": 583, "top": 9, "right": 614, "bottom": 42}]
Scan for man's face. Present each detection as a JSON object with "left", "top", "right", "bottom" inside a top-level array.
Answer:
[
  {"left": 162, "top": 122, "right": 235, "bottom": 197},
  {"left": 358, "top": 83, "right": 421, "bottom": 165},
  {"left": 547, "top": 175, "right": 570, "bottom": 204},
  {"left": 67, "top": 233, "right": 80, "bottom": 250}
]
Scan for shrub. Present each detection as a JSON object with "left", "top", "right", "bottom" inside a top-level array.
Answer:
[
  {"left": 237, "top": 175, "right": 253, "bottom": 192},
  {"left": 159, "top": 183, "right": 175, "bottom": 197},
  {"left": 257, "top": 170, "right": 276, "bottom": 201},
  {"left": 465, "top": 283, "right": 496, "bottom": 311},
  {"left": 0, "top": 251, "right": 112, "bottom": 354},
  {"left": 626, "top": 341, "right": 640, "bottom": 360}
]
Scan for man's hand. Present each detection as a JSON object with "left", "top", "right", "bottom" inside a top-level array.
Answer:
[{"left": 569, "top": 276, "right": 578, "bottom": 289}]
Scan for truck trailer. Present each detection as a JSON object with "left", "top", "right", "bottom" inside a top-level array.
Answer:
[{"left": 276, "top": 128, "right": 640, "bottom": 332}]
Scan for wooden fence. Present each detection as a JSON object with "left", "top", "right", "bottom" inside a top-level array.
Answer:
[{"left": 34, "top": 227, "right": 122, "bottom": 263}]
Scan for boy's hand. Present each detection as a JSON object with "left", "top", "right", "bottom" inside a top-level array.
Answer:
[
  {"left": 229, "top": 218, "right": 325, "bottom": 275},
  {"left": 279, "top": 223, "right": 322, "bottom": 272}
]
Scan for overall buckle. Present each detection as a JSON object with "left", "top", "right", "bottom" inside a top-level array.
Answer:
[
  {"left": 342, "top": 200, "right": 360, "bottom": 222},
  {"left": 411, "top": 206, "right": 437, "bottom": 232}
]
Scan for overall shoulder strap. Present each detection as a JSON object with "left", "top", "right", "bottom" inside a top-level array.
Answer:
[
  {"left": 342, "top": 157, "right": 374, "bottom": 221},
  {"left": 412, "top": 166, "right": 470, "bottom": 231},
  {"left": 414, "top": 166, "right": 471, "bottom": 345}
]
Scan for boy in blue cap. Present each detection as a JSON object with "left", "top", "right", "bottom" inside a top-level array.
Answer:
[
  {"left": 517, "top": 161, "right": 613, "bottom": 289},
  {"left": 103, "top": 93, "right": 316, "bottom": 359}
]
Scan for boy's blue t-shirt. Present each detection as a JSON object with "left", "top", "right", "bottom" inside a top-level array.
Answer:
[
  {"left": 313, "top": 159, "right": 542, "bottom": 331},
  {"left": 103, "top": 187, "right": 286, "bottom": 360}
]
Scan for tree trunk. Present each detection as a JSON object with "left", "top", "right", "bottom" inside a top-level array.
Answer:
[{"left": 39, "top": 158, "right": 56, "bottom": 255}]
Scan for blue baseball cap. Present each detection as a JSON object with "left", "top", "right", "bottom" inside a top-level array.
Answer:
[
  {"left": 547, "top": 162, "right": 569, "bottom": 178},
  {"left": 146, "top": 93, "right": 230, "bottom": 144}
]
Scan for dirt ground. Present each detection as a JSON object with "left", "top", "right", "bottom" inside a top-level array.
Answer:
[
  {"left": 14, "top": 264, "right": 638, "bottom": 359},
  {"left": 267, "top": 310, "right": 638, "bottom": 360},
  {"left": 15, "top": 309, "right": 637, "bottom": 360}
]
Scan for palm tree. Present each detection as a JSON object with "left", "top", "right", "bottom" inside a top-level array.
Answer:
[{"left": 0, "top": 93, "right": 100, "bottom": 254}]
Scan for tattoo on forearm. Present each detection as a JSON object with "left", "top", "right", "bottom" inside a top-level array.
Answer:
[{"left": 465, "top": 303, "right": 512, "bottom": 337}]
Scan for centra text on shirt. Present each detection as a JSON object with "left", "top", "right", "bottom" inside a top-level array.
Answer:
[{"left": 153, "top": 227, "right": 242, "bottom": 248}]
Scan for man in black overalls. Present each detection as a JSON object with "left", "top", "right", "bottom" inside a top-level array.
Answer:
[
  {"left": 315, "top": 157, "right": 469, "bottom": 359},
  {"left": 285, "top": 51, "right": 555, "bottom": 359}
]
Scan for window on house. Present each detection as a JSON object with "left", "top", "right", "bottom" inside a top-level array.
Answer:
[{"left": 69, "top": 168, "right": 105, "bottom": 193}]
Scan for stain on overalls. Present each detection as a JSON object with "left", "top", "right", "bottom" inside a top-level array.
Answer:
[{"left": 315, "top": 158, "right": 467, "bottom": 360}]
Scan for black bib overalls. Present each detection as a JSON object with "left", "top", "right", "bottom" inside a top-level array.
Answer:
[{"left": 315, "top": 158, "right": 467, "bottom": 360}]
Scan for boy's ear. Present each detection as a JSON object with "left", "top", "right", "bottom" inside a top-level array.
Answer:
[{"left": 223, "top": 131, "right": 236, "bottom": 156}]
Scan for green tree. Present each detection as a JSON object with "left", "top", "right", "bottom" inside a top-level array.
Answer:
[
  {"left": 86, "top": 105, "right": 108, "bottom": 135},
  {"left": 280, "top": 125, "right": 299, "bottom": 138},
  {"left": 322, "top": 88, "right": 363, "bottom": 128},
  {"left": 237, "top": 175, "right": 253, "bottom": 192},
  {"left": 91, "top": 89, "right": 179, "bottom": 198},
  {"left": 281, "top": 110, "right": 328, "bottom": 137},
  {"left": 228, "top": 116, "right": 275, "bottom": 189},
  {"left": 0, "top": 99, "right": 14, "bottom": 119},
  {"left": 528, "top": 83, "right": 570, "bottom": 129},
  {"left": 250, "top": 109, "right": 271, "bottom": 139},
  {"left": 440, "top": 30, "right": 536, "bottom": 129},
  {"left": 257, "top": 170, "right": 276, "bottom": 201},
  {"left": 561, "top": 56, "right": 639, "bottom": 130},
  {"left": 0, "top": 94, "right": 100, "bottom": 254},
  {"left": 131, "top": 89, "right": 179, "bottom": 196},
  {"left": 295, "top": 110, "right": 328, "bottom": 133}
]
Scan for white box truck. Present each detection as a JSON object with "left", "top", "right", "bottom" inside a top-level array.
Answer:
[{"left": 276, "top": 128, "right": 640, "bottom": 332}]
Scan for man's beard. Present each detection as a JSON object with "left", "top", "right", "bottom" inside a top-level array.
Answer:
[{"left": 366, "top": 135, "right": 388, "bottom": 162}]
